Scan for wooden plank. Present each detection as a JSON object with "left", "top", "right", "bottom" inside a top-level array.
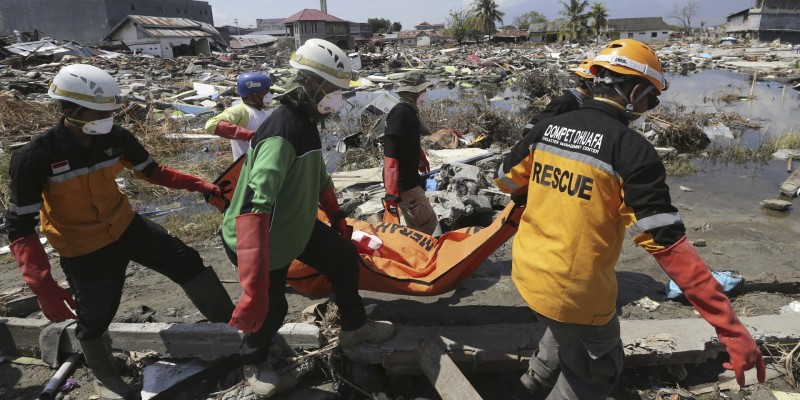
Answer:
[
  {"left": 416, "top": 336, "right": 482, "bottom": 400},
  {"left": 385, "top": 350, "right": 528, "bottom": 375}
]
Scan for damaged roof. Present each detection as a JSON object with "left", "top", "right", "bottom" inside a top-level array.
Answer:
[
  {"left": 283, "top": 9, "right": 346, "bottom": 23},
  {"left": 105, "top": 15, "right": 221, "bottom": 40},
  {"left": 528, "top": 21, "right": 565, "bottom": 33},
  {"left": 396, "top": 30, "right": 438, "bottom": 39},
  {"left": 607, "top": 17, "right": 671, "bottom": 32},
  {"left": 104, "top": 15, "right": 227, "bottom": 51},
  {"left": 495, "top": 29, "right": 529, "bottom": 38}
]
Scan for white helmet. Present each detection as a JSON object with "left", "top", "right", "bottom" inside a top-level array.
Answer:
[
  {"left": 290, "top": 38, "right": 354, "bottom": 88},
  {"left": 48, "top": 64, "right": 123, "bottom": 111}
]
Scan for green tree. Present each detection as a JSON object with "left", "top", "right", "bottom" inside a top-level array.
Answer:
[
  {"left": 512, "top": 10, "right": 548, "bottom": 30},
  {"left": 390, "top": 21, "right": 402, "bottom": 32},
  {"left": 445, "top": 8, "right": 478, "bottom": 44},
  {"left": 367, "top": 17, "right": 392, "bottom": 34},
  {"left": 589, "top": 2, "right": 608, "bottom": 43},
  {"left": 559, "top": 0, "right": 590, "bottom": 43},
  {"left": 472, "top": 0, "right": 505, "bottom": 35}
]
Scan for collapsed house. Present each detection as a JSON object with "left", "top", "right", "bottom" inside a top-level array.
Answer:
[
  {"left": 726, "top": 0, "right": 800, "bottom": 43},
  {"left": 104, "top": 15, "right": 227, "bottom": 58}
]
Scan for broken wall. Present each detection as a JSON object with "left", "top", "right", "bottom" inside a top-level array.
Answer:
[
  {"left": 0, "top": 0, "right": 214, "bottom": 45},
  {"left": 103, "top": 0, "right": 214, "bottom": 28},
  {"left": 0, "top": 0, "right": 109, "bottom": 45}
]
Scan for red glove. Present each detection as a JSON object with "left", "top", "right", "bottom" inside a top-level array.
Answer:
[
  {"left": 418, "top": 147, "right": 430, "bottom": 174},
  {"left": 206, "top": 187, "right": 227, "bottom": 213},
  {"left": 383, "top": 155, "right": 401, "bottom": 204},
  {"left": 10, "top": 235, "right": 77, "bottom": 321},
  {"left": 214, "top": 120, "right": 256, "bottom": 141},
  {"left": 147, "top": 165, "right": 225, "bottom": 210},
  {"left": 653, "top": 236, "right": 765, "bottom": 386},
  {"left": 319, "top": 187, "right": 350, "bottom": 240},
  {"left": 230, "top": 213, "right": 271, "bottom": 333}
]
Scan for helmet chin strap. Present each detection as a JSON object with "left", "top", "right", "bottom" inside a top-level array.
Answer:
[{"left": 610, "top": 83, "right": 654, "bottom": 120}]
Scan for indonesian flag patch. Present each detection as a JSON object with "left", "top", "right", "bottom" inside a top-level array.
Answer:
[{"left": 51, "top": 160, "right": 70, "bottom": 174}]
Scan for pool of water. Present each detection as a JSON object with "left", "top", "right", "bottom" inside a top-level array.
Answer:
[
  {"left": 661, "top": 69, "right": 800, "bottom": 139},
  {"left": 348, "top": 69, "right": 799, "bottom": 140}
]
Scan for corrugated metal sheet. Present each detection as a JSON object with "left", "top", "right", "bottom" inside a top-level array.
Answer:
[
  {"left": 229, "top": 34, "right": 278, "bottom": 49},
  {"left": 144, "top": 28, "right": 211, "bottom": 38},
  {"left": 130, "top": 15, "right": 201, "bottom": 28}
]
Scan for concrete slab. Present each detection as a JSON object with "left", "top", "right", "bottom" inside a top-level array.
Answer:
[
  {"left": 0, "top": 319, "right": 322, "bottom": 361},
  {"left": 343, "top": 314, "right": 800, "bottom": 374},
  {"left": 141, "top": 360, "right": 207, "bottom": 400}
]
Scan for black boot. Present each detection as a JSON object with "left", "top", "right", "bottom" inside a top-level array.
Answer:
[
  {"left": 80, "top": 333, "right": 132, "bottom": 400},
  {"left": 181, "top": 267, "right": 234, "bottom": 323}
]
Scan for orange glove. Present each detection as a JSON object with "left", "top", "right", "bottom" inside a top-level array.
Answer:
[
  {"left": 230, "top": 213, "right": 270, "bottom": 333},
  {"left": 10, "top": 235, "right": 76, "bottom": 321},
  {"left": 653, "top": 236, "right": 765, "bottom": 386}
]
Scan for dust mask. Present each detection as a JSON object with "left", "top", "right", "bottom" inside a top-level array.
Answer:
[
  {"left": 68, "top": 116, "right": 114, "bottom": 135},
  {"left": 416, "top": 92, "right": 429, "bottom": 105},
  {"left": 262, "top": 92, "right": 273, "bottom": 107},
  {"left": 317, "top": 90, "right": 343, "bottom": 114}
]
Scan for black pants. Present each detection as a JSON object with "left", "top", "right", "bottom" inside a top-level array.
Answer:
[
  {"left": 61, "top": 214, "right": 206, "bottom": 341},
  {"left": 226, "top": 220, "right": 367, "bottom": 365}
]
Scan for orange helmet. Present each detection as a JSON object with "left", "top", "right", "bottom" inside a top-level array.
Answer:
[
  {"left": 570, "top": 58, "right": 594, "bottom": 79},
  {"left": 590, "top": 39, "right": 668, "bottom": 94}
]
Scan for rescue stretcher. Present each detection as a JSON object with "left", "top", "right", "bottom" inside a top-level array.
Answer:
[{"left": 211, "top": 156, "right": 524, "bottom": 297}]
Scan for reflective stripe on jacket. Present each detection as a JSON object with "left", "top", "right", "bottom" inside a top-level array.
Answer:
[{"left": 495, "top": 100, "right": 685, "bottom": 325}]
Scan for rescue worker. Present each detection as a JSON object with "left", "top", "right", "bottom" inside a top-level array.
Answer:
[
  {"left": 6, "top": 64, "right": 234, "bottom": 400},
  {"left": 522, "top": 58, "right": 594, "bottom": 137},
  {"left": 382, "top": 72, "right": 439, "bottom": 235},
  {"left": 220, "top": 39, "right": 395, "bottom": 398},
  {"left": 494, "top": 40, "right": 765, "bottom": 399},
  {"left": 205, "top": 72, "right": 273, "bottom": 160}
]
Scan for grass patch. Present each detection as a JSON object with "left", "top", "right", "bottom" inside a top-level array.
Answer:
[
  {"left": 161, "top": 210, "right": 222, "bottom": 242},
  {"left": 760, "top": 131, "right": 800, "bottom": 155},
  {"left": 664, "top": 158, "right": 698, "bottom": 176},
  {"left": 0, "top": 151, "right": 11, "bottom": 209},
  {"left": 706, "top": 141, "right": 768, "bottom": 164}
]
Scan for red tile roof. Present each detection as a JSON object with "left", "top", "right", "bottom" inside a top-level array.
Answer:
[{"left": 283, "top": 9, "right": 346, "bottom": 23}]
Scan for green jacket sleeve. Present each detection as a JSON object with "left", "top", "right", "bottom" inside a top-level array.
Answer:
[
  {"left": 204, "top": 104, "right": 249, "bottom": 135},
  {"left": 246, "top": 136, "right": 295, "bottom": 214},
  {"left": 318, "top": 161, "right": 333, "bottom": 193}
]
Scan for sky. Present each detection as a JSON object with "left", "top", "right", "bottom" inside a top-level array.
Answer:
[{"left": 207, "top": 0, "right": 756, "bottom": 30}]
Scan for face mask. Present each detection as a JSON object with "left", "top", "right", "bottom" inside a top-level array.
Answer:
[
  {"left": 416, "top": 92, "right": 429, "bottom": 105},
  {"left": 317, "top": 90, "right": 343, "bottom": 114},
  {"left": 68, "top": 116, "right": 114, "bottom": 135},
  {"left": 262, "top": 92, "right": 273, "bottom": 107}
]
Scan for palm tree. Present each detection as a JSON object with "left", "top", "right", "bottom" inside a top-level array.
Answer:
[
  {"left": 472, "top": 0, "right": 505, "bottom": 37},
  {"left": 559, "top": 0, "right": 590, "bottom": 43},
  {"left": 589, "top": 2, "right": 609, "bottom": 43}
]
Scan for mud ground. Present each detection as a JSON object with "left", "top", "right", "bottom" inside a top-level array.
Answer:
[{"left": 1, "top": 160, "right": 800, "bottom": 399}]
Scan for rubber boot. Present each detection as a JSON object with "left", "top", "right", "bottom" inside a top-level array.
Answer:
[
  {"left": 338, "top": 319, "right": 395, "bottom": 348},
  {"left": 520, "top": 368, "right": 553, "bottom": 396},
  {"left": 180, "top": 267, "right": 234, "bottom": 323},
  {"left": 80, "top": 333, "right": 132, "bottom": 400},
  {"left": 243, "top": 361, "right": 280, "bottom": 398}
]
